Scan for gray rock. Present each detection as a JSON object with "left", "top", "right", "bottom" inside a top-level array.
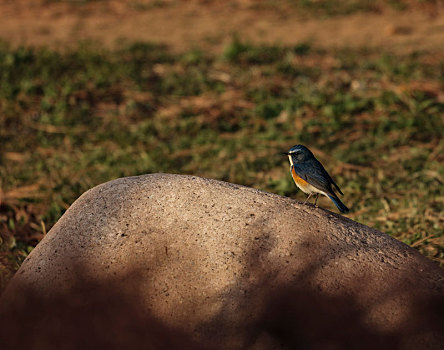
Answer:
[{"left": 1, "top": 173, "right": 443, "bottom": 349}]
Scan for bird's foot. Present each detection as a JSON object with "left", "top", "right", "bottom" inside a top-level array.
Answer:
[{"left": 314, "top": 194, "right": 319, "bottom": 207}]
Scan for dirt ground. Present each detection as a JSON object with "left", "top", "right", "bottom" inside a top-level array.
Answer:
[{"left": 1, "top": 0, "right": 444, "bottom": 54}]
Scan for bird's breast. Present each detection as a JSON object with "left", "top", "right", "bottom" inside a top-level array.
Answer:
[{"left": 291, "top": 167, "right": 310, "bottom": 189}]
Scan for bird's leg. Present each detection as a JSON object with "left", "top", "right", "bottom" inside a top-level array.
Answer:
[
  {"left": 304, "top": 193, "right": 312, "bottom": 204},
  {"left": 314, "top": 193, "right": 319, "bottom": 207}
]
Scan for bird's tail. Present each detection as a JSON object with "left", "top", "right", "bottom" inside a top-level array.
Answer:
[{"left": 327, "top": 194, "right": 349, "bottom": 213}]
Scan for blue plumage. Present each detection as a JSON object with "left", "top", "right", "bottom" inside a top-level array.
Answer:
[
  {"left": 284, "top": 145, "right": 349, "bottom": 213},
  {"left": 327, "top": 195, "right": 349, "bottom": 214}
]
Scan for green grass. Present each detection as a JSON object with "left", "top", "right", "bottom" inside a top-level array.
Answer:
[
  {"left": 293, "top": 0, "right": 442, "bottom": 15},
  {"left": 44, "top": 0, "right": 440, "bottom": 14},
  {"left": 1, "top": 39, "right": 443, "bottom": 290}
]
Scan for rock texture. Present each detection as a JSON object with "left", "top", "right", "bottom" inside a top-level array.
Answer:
[{"left": 1, "top": 173, "right": 443, "bottom": 349}]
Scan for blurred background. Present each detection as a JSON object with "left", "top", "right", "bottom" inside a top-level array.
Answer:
[{"left": 0, "top": 0, "right": 443, "bottom": 290}]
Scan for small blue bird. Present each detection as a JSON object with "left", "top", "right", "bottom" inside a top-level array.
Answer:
[{"left": 283, "top": 145, "right": 349, "bottom": 213}]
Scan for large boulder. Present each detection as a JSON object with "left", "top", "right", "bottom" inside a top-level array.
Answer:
[{"left": 1, "top": 174, "right": 443, "bottom": 349}]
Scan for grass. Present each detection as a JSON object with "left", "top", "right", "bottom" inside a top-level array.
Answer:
[
  {"left": 0, "top": 39, "right": 443, "bottom": 290},
  {"left": 43, "top": 0, "right": 441, "bottom": 14},
  {"left": 290, "top": 0, "right": 395, "bottom": 15},
  {"left": 249, "top": 0, "right": 439, "bottom": 16}
]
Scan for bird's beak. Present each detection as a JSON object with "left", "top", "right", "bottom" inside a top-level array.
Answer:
[{"left": 282, "top": 152, "right": 289, "bottom": 156}]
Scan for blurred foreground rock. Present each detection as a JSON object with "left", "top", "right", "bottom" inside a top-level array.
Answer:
[{"left": 1, "top": 174, "right": 443, "bottom": 349}]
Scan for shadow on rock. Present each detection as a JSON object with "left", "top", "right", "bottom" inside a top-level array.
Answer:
[
  {"left": 0, "top": 267, "right": 205, "bottom": 350},
  {"left": 196, "top": 234, "right": 444, "bottom": 350},
  {"left": 1, "top": 259, "right": 443, "bottom": 350}
]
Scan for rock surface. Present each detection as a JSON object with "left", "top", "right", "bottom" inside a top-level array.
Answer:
[{"left": 1, "top": 173, "right": 443, "bottom": 349}]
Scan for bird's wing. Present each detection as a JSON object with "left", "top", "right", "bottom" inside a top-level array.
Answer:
[
  {"left": 324, "top": 171, "right": 344, "bottom": 196},
  {"left": 292, "top": 160, "right": 336, "bottom": 196},
  {"left": 330, "top": 178, "right": 344, "bottom": 196}
]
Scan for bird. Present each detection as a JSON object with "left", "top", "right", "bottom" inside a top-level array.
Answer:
[{"left": 283, "top": 145, "right": 349, "bottom": 213}]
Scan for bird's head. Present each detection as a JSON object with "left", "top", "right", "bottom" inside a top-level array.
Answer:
[{"left": 282, "top": 145, "right": 314, "bottom": 164}]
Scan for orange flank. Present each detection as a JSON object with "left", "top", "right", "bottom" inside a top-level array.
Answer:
[{"left": 291, "top": 167, "right": 309, "bottom": 187}]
